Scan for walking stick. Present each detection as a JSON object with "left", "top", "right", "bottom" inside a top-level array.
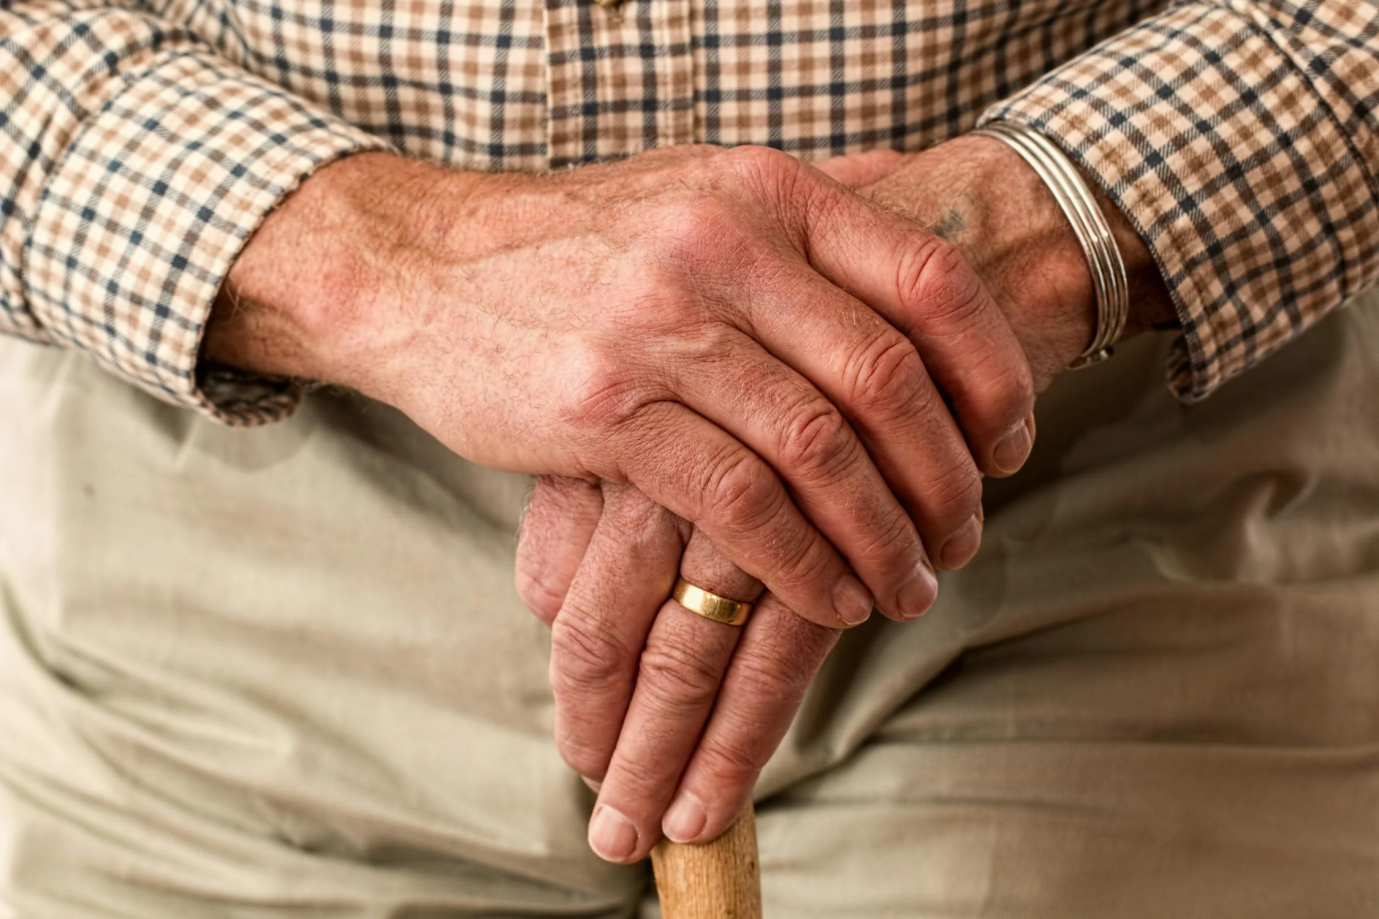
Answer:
[{"left": 651, "top": 802, "right": 762, "bottom": 918}]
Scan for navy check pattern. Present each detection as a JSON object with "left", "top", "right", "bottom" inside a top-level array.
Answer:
[
  {"left": 2, "top": 0, "right": 1376, "bottom": 421},
  {"left": 986, "top": 0, "right": 1379, "bottom": 401}
]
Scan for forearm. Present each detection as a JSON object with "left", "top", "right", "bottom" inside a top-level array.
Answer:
[{"left": 201, "top": 152, "right": 477, "bottom": 404}]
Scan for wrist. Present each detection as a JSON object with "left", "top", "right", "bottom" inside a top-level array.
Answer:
[
  {"left": 201, "top": 152, "right": 485, "bottom": 404},
  {"left": 943, "top": 134, "right": 1099, "bottom": 383},
  {"left": 861, "top": 134, "right": 1176, "bottom": 389}
]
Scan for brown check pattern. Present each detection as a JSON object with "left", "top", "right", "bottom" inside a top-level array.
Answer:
[{"left": 1, "top": 0, "right": 1375, "bottom": 422}]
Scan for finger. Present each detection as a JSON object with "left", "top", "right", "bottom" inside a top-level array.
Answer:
[
  {"left": 671, "top": 330, "right": 937, "bottom": 621},
  {"left": 617, "top": 400, "right": 874, "bottom": 630},
  {"left": 662, "top": 593, "right": 839, "bottom": 845},
  {"left": 812, "top": 149, "right": 907, "bottom": 188},
  {"left": 676, "top": 530, "right": 763, "bottom": 604},
  {"left": 549, "top": 486, "right": 688, "bottom": 782},
  {"left": 800, "top": 177, "right": 1037, "bottom": 483},
  {"left": 515, "top": 476, "right": 604, "bottom": 625},
  {"left": 722, "top": 261, "right": 980, "bottom": 580},
  {"left": 587, "top": 531, "right": 761, "bottom": 864}
]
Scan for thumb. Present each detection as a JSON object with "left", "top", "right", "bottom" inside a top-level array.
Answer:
[{"left": 811, "top": 149, "right": 908, "bottom": 188}]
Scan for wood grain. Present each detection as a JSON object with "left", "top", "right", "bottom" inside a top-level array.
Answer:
[{"left": 651, "top": 803, "right": 762, "bottom": 919}]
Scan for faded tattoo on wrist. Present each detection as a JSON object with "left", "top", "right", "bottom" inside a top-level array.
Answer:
[{"left": 927, "top": 206, "right": 967, "bottom": 242}]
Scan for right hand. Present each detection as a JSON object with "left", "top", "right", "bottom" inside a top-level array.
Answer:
[{"left": 206, "top": 145, "right": 1035, "bottom": 627}]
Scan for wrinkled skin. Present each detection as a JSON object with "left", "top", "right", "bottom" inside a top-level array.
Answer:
[
  {"left": 209, "top": 144, "right": 1040, "bottom": 634},
  {"left": 515, "top": 137, "right": 1177, "bottom": 863},
  {"left": 205, "top": 133, "right": 1171, "bottom": 867}
]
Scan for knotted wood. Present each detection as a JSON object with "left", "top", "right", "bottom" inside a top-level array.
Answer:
[{"left": 651, "top": 804, "right": 762, "bottom": 919}]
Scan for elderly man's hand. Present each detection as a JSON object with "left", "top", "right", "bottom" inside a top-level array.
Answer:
[
  {"left": 517, "top": 135, "right": 1178, "bottom": 863},
  {"left": 520, "top": 478, "right": 832, "bottom": 863},
  {"left": 206, "top": 144, "right": 1038, "bottom": 630}
]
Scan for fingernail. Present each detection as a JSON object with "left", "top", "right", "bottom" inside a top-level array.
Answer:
[
  {"left": 833, "top": 575, "right": 874, "bottom": 626},
  {"left": 663, "top": 791, "right": 708, "bottom": 843},
  {"left": 589, "top": 805, "right": 638, "bottom": 862},
  {"left": 993, "top": 418, "right": 1033, "bottom": 475},
  {"left": 940, "top": 514, "right": 982, "bottom": 569},
  {"left": 581, "top": 776, "right": 602, "bottom": 793},
  {"left": 897, "top": 560, "right": 939, "bottom": 619}
]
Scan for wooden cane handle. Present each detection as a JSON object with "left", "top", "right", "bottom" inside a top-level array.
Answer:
[{"left": 651, "top": 803, "right": 762, "bottom": 919}]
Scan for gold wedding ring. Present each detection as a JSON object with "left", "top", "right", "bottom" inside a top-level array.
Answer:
[{"left": 671, "top": 578, "right": 753, "bottom": 627}]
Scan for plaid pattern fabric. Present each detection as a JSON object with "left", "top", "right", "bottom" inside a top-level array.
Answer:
[
  {"left": 1, "top": 0, "right": 1375, "bottom": 421},
  {"left": 986, "top": 0, "right": 1379, "bottom": 402}
]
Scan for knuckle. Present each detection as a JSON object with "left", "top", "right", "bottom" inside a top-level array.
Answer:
[
  {"left": 897, "top": 237, "right": 987, "bottom": 327},
  {"left": 560, "top": 289, "right": 703, "bottom": 434},
  {"left": 722, "top": 144, "right": 796, "bottom": 183},
  {"left": 681, "top": 321, "right": 746, "bottom": 368},
  {"left": 696, "top": 734, "right": 767, "bottom": 785},
  {"left": 799, "top": 173, "right": 852, "bottom": 230},
  {"left": 924, "top": 459, "right": 984, "bottom": 523},
  {"left": 563, "top": 350, "right": 644, "bottom": 431},
  {"left": 854, "top": 509, "right": 921, "bottom": 567},
  {"left": 777, "top": 399, "right": 857, "bottom": 485},
  {"left": 554, "top": 725, "right": 611, "bottom": 781},
  {"left": 604, "top": 759, "right": 667, "bottom": 806},
  {"left": 700, "top": 452, "right": 838, "bottom": 599},
  {"left": 604, "top": 484, "right": 671, "bottom": 537},
  {"left": 702, "top": 449, "right": 783, "bottom": 536},
  {"left": 903, "top": 370, "right": 944, "bottom": 427},
  {"left": 636, "top": 641, "right": 723, "bottom": 714},
  {"left": 549, "top": 613, "right": 634, "bottom": 697},
  {"left": 966, "top": 351, "right": 1036, "bottom": 433},
  {"left": 662, "top": 196, "right": 739, "bottom": 261},
  {"left": 629, "top": 271, "right": 692, "bottom": 321},
  {"left": 844, "top": 332, "right": 927, "bottom": 415},
  {"left": 770, "top": 531, "right": 836, "bottom": 600},
  {"left": 987, "top": 352, "right": 1035, "bottom": 415},
  {"left": 1011, "top": 361, "right": 1036, "bottom": 414},
  {"left": 754, "top": 606, "right": 841, "bottom": 658},
  {"left": 514, "top": 568, "right": 565, "bottom": 625},
  {"left": 722, "top": 146, "right": 812, "bottom": 223},
  {"left": 729, "top": 652, "right": 811, "bottom": 710}
]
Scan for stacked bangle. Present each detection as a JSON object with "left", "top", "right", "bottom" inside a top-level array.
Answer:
[{"left": 971, "top": 120, "right": 1129, "bottom": 369}]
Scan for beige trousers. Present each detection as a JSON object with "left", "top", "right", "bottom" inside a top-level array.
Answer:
[{"left": 2, "top": 293, "right": 1378, "bottom": 918}]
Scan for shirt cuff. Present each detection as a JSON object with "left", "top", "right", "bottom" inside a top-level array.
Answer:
[
  {"left": 979, "top": 2, "right": 1379, "bottom": 402},
  {"left": 23, "top": 50, "right": 392, "bottom": 425}
]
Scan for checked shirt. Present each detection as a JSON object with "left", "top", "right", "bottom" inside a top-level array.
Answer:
[{"left": 1, "top": 0, "right": 1377, "bottom": 423}]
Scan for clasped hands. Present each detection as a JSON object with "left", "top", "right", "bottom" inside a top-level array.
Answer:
[
  {"left": 509, "top": 139, "right": 1111, "bottom": 864},
  {"left": 207, "top": 133, "right": 1126, "bottom": 866}
]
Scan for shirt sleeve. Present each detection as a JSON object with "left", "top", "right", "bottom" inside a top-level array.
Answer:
[
  {"left": 981, "top": 0, "right": 1379, "bottom": 402},
  {"left": 1, "top": 0, "right": 391, "bottom": 424}
]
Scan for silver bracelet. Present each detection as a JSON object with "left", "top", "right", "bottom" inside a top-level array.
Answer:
[{"left": 970, "top": 120, "right": 1129, "bottom": 369}]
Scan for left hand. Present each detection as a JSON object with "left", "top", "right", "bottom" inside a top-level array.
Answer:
[{"left": 517, "top": 135, "right": 1177, "bottom": 863}]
